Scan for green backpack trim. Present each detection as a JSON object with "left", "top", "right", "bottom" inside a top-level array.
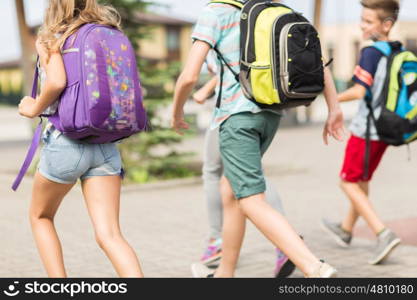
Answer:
[
  {"left": 387, "top": 51, "right": 417, "bottom": 114},
  {"left": 249, "top": 5, "right": 292, "bottom": 105}
]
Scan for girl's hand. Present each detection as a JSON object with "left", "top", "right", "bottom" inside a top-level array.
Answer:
[
  {"left": 323, "top": 107, "right": 345, "bottom": 145},
  {"left": 192, "top": 90, "right": 208, "bottom": 104},
  {"left": 18, "top": 96, "right": 38, "bottom": 118},
  {"left": 171, "top": 112, "right": 190, "bottom": 135}
]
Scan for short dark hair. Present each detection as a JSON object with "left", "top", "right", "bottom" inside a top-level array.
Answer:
[{"left": 360, "top": 0, "right": 400, "bottom": 23}]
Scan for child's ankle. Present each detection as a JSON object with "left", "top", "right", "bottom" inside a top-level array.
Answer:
[
  {"left": 213, "top": 266, "right": 234, "bottom": 278},
  {"left": 341, "top": 224, "right": 352, "bottom": 234},
  {"left": 376, "top": 227, "right": 387, "bottom": 236},
  {"left": 304, "top": 260, "right": 323, "bottom": 277},
  {"left": 213, "top": 270, "right": 233, "bottom": 278}
]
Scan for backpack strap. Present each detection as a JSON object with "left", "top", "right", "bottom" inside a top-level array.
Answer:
[
  {"left": 363, "top": 42, "right": 392, "bottom": 178},
  {"left": 213, "top": 47, "right": 240, "bottom": 108},
  {"left": 208, "top": 0, "right": 245, "bottom": 108},
  {"left": 372, "top": 41, "right": 392, "bottom": 57},
  {"left": 209, "top": 0, "right": 247, "bottom": 9},
  {"left": 363, "top": 91, "right": 378, "bottom": 180},
  {"left": 12, "top": 58, "right": 44, "bottom": 191},
  {"left": 372, "top": 41, "right": 404, "bottom": 56},
  {"left": 213, "top": 47, "right": 240, "bottom": 82},
  {"left": 363, "top": 41, "right": 403, "bottom": 178}
]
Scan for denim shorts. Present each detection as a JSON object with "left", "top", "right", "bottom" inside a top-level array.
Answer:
[{"left": 38, "top": 125, "right": 123, "bottom": 184}]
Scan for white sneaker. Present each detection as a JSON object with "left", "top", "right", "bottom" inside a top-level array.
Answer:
[
  {"left": 191, "top": 262, "right": 215, "bottom": 278},
  {"left": 306, "top": 261, "right": 338, "bottom": 278}
]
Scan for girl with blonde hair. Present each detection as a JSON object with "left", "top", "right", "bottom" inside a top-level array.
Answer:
[{"left": 18, "top": 0, "right": 143, "bottom": 277}]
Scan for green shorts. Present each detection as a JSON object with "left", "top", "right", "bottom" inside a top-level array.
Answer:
[{"left": 219, "top": 111, "right": 281, "bottom": 199}]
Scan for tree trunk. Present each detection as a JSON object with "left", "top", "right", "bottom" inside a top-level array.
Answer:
[
  {"left": 15, "top": 0, "right": 35, "bottom": 96},
  {"left": 313, "top": 0, "right": 323, "bottom": 30},
  {"left": 304, "top": 0, "right": 323, "bottom": 123}
]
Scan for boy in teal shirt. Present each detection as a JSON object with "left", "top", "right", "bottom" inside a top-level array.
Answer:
[{"left": 172, "top": 0, "right": 344, "bottom": 277}]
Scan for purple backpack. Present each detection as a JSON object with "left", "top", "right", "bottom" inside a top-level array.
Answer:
[{"left": 12, "top": 24, "right": 148, "bottom": 190}]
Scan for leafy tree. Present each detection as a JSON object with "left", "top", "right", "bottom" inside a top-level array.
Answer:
[{"left": 101, "top": 0, "right": 199, "bottom": 183}]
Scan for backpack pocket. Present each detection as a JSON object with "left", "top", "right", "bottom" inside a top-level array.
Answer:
[
  {"left": 250, "top": 63, "right": 280, "bottom": 105},
  {"left": 279, "top": 22, "right": 324, "bottom": 98}
]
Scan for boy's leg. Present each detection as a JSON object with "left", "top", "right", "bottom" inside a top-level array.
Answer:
[
  {"left": 202, "top": 127, "right": 223, "bottom": 240},
  {"left": 341, "top": 181, "right": 368, "bottom": 232},
  {"left": 199, "top": 127, "right": 223, "bottom": 265},
  {"left": 338, "top": 136, "right": 388, "bottom": 235},
  {"left": 323, "top": 137, "right": 378, "bottom": 245},
  {"left": 214, "top": 176, "right": 247, "bottom": 277},
  {"left": 340, "top": 181, "right": 401, "bottom": 265},
  {"left": 341, "top": 205, "right": 360, "bottom": 233},
  {"left": 217, "top": 112, "right": 334, "bottom": 277},
  {"left": 213, "top": 112, "right": 267, "bottom": 277},
  {"left": 238, "top": 193, "right": 322, "bottom": 276},
  {"left": 340, "top": 180, "right": 385, "bottom": 235},
  {"left": 265, "top": 178, "right": 296, "bottom": 278}
]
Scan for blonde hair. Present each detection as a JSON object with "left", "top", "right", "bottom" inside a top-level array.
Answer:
[
  {"left": 38, "top": 0, "right": 121, "bottom": 55},
  {"left": 361, "top": 0, "right": 400, "bottom": 23}
]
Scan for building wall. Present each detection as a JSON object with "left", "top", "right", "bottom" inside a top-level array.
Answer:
[
  {"left": 138, "top": 24, "right": 193, "bottom": 65},
  {"left": 139, "top": 25, "right": 167, "bottom": 60},
  {"left": 180, "top": 26, "right": 193, "bottom": 65}
]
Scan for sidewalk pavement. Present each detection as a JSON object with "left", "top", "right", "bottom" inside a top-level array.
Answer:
[
  {"left": 1, "top": 112, "right": 417, "bottom": 277},
  {"left": 0, "top": 106, "right": 32, "bottom": 142}
]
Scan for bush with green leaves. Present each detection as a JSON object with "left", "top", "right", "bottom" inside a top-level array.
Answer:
[{"left": 102, "top": 0, "right": 199, "bottom": 183}]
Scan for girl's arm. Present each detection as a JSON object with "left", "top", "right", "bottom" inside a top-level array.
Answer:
[
  {"left": 337, "top": 83, "right": 367, "bottom": 103},
  {"left": 192, "top": 76, "right": 217, "bottom": 104},
  {"left": 18, "top": 41, "right": 66, "bottom": 118},
  {"left": 171, "top": 40, "right": 211, "bottom": 134},
  {"left": 322, "top": 67, "right": 346, "bottom": 144}
]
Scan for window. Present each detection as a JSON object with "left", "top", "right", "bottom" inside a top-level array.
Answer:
[{"left": 166, "top": 26, "right": 181, "bottom": 61}]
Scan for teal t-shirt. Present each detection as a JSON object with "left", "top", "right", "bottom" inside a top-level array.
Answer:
[{"left": 192, "top": 3, "right": 265, "bottom": 129}]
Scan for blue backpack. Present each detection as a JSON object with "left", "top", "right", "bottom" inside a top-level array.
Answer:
[
  {"left": 366, "top": 41, "right": 417, "bottom": 146},
  {"left": 363, "top": 41, "right": 417, "bottom": 178}
]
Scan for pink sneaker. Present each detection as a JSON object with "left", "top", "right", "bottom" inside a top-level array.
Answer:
[
  {"left": 200, "top": 238, "right": 222, "bottom": 266},
  {"left": 274, "top": 248, "right": 296, "bottom": 278}
]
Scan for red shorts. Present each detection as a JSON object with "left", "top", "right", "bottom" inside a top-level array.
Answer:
[{"left": 340, "top": 135, "right": 388, "bottom": 182}]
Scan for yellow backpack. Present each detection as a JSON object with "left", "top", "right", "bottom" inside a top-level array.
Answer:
[{"left": 210, "top": 0, "right": 326, "bottom": 109}]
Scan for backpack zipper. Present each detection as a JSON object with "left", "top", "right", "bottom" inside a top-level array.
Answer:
[
  {"left": 80, "top": 24, "right": 103, "bottom": 129},
  {"left": 243, "top": 2, "right": 265, "bottom": 64},
  {"left": 271, "top": 13, "right": 292, "bottom": 91}
]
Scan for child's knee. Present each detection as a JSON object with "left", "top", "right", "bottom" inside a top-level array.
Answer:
[
  {"left": 94, "top": 229, "right": 122, "bottom": 249},
  {"left": 339, "top": 180, "right": 353, "bottom": 190},
  {"left": 29, "top": 209, "right": 55, "bottom": 225},
  {"left": 340, "top": 180, "right": 363, "bottom": 194}
]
